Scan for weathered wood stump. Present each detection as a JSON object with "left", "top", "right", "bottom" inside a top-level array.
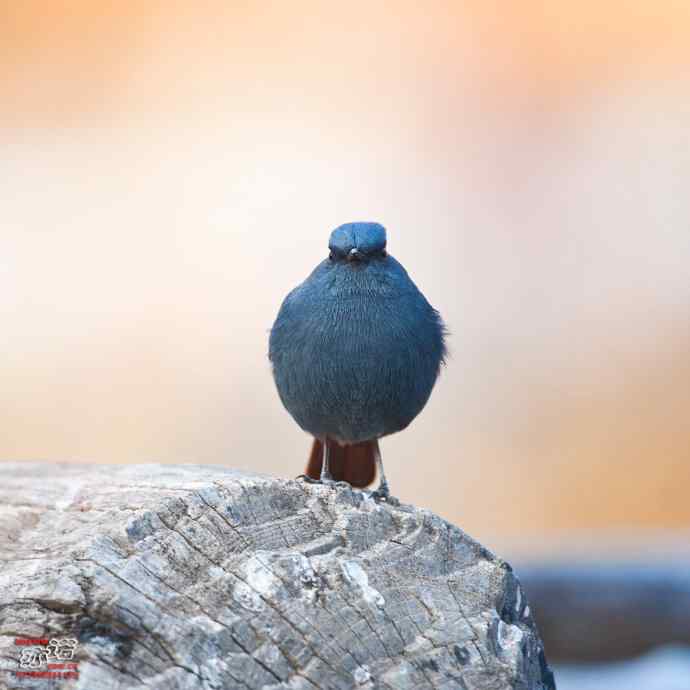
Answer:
[{"left": 1, "top": 464, "right": 555, "bottom": 690}]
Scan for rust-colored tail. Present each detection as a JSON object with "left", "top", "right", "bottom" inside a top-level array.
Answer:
[{"left": 306, "top": 439, "right": 376, "bottom": 488}]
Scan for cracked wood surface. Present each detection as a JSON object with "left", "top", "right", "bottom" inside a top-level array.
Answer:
[{"left": 0, "top": 464, "right": 555, "bottom": 690}]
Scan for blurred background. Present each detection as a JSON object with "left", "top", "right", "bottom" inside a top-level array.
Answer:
[{"left": 2, "top": 2, "right": 689, "bottom": 686}]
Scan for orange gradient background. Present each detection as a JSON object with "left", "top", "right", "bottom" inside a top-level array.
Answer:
[{"left": 2, "top": 1, "right": 689, "bottom": 556}]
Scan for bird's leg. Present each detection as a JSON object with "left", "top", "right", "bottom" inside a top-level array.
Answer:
[
  {"left": 371, "top": 441, "right": 389, "bottom": 497},
  {"left": 297, "top": 439, "right": 340, "bottom": 485},
  {"left": 320, "top": 440, "right": 334, "bottom": 482},
  {"left": 368, "top": 440, "right": 398, "bottom": 503}
]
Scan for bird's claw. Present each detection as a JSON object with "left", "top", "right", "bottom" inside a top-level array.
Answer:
[
  {"left": 366, "top": 487, "right": 400, "bottom": 505},
  {"left": 296, "top": 475, "right": 352, "bottom": 490},
  {"left": 296, "top": 474, "right": 320, "bottom": 484}
]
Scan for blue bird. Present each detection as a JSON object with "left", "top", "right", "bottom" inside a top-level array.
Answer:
[{"left": 269, "top": 222, "right": 447, "bottom": 498}]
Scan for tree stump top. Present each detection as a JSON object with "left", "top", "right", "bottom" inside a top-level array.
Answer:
[{"left": 1, "top": 463, "right": 555, "bottom": 690}]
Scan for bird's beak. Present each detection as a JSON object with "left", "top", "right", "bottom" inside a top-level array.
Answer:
[{"left": 347, "top": 248, "right": 363, "bottom": 262}]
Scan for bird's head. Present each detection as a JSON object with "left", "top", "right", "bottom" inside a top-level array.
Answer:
[{"left": 328, "top": 222, "right": 387, "bottom": 264}]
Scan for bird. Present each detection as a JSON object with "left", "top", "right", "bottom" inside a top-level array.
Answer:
[{"left": 268, "top": 222, "right": 447, "bottom": 499}]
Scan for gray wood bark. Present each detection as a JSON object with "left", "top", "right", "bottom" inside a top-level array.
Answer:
[{"left": 1, "top": 464, "right": 555, "bottom": 690}]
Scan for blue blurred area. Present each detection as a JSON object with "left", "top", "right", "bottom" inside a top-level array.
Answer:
[
  {"left": 517, "top": 560, "right": 690, "bottom": 662},
  {"left": 556, "top": 646, "right": 690, "bottom": 690},
  {"left": 513, "top": 555, "right": 690, "bottom": 688}
]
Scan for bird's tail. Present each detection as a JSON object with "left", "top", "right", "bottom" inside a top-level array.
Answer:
[{"left": 305, "top": 439, "right": 377, "bottom": 488}]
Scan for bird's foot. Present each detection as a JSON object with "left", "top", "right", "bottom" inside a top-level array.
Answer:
[
  {"left": 296, "top": 475, "right": 351, "bottom": 490},
  {"left": 326, "top": 479, "right": 354, "bottom": 490},
  {"left": 295, "top": 474, "right": 320, "bottom": 484},
  {"left": 366, "top": 485, "right": 400, "bottom": 505}
]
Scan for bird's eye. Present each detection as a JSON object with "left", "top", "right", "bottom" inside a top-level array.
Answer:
[
  {"left": 380, "top": 249, "right": 387, "bottom": 257},
  {"left": 328, "top": 251, "right": 336, "bottom": 261}
]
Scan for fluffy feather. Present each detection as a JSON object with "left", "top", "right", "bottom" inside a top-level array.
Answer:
[{"left": 268, "top": 222, "right": 447, "bottom": 474}]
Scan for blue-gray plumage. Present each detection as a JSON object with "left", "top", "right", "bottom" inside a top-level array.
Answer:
[{"left": 269, "top": 222, "right": 446, "bottom": 497}]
